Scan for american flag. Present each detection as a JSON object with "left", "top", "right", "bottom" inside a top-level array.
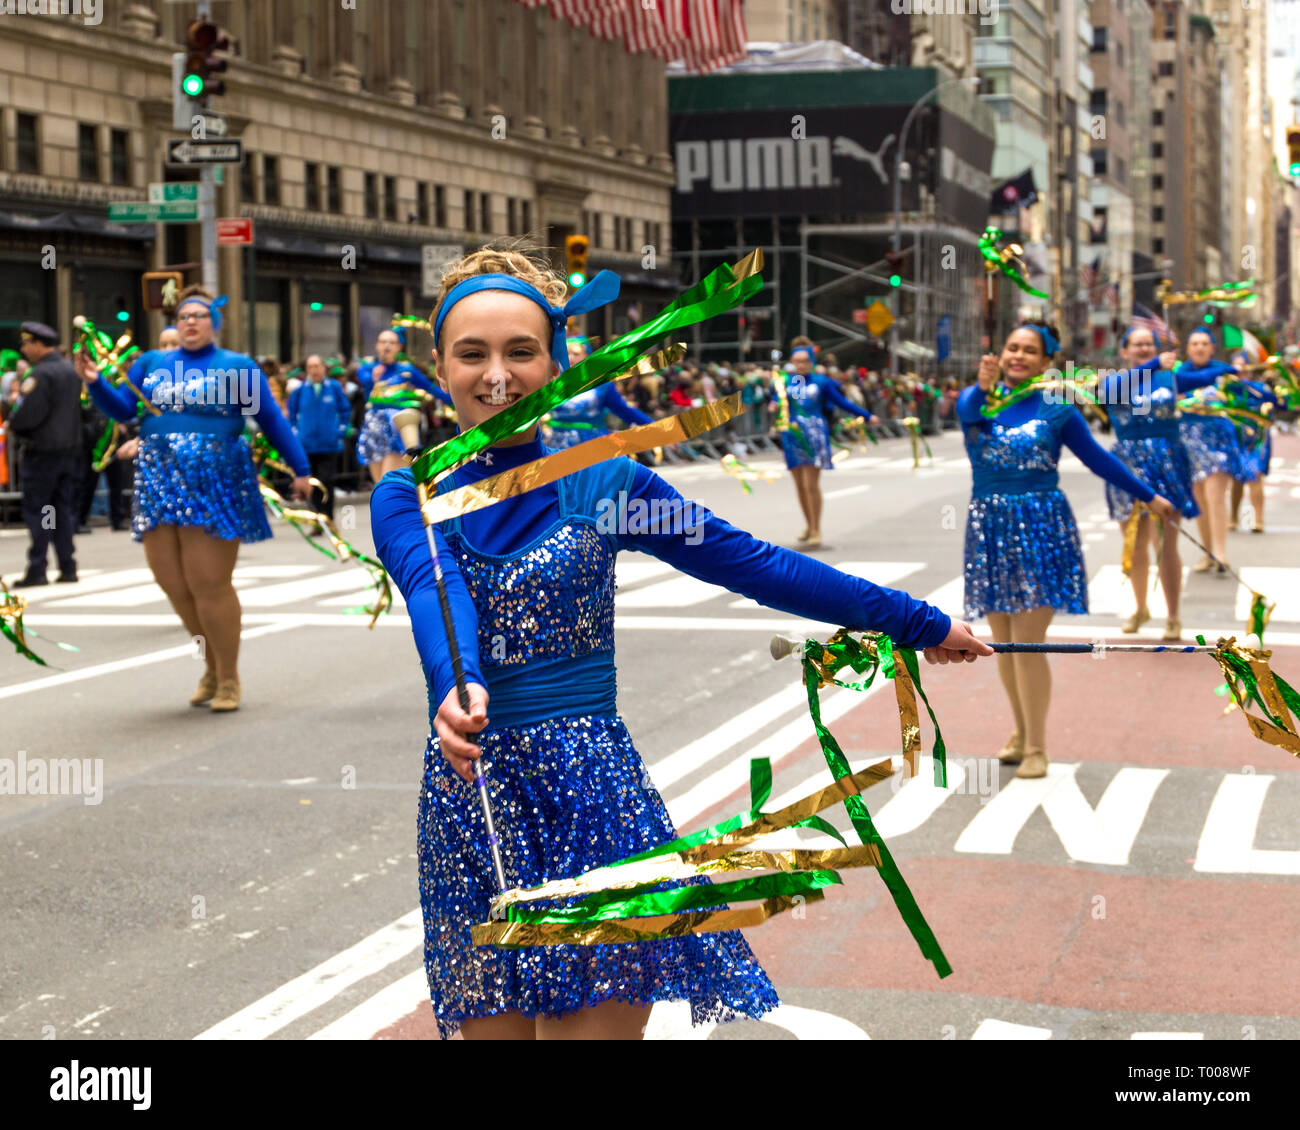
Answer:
[
  {"left": 1080, "top": 254, "right": 1104, "bottom": 303},
  {"left": 1132, "top": 303, "right": 1176, "bottom": 346},
  {"left": 515, "top": 1, "right": 747, "bottom": 73}
]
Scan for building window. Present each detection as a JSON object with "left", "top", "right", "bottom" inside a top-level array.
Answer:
[
  {"left": 479, "top": 192, "right": 491, "bottom": 234},
  {"left": 305, "top": 162, "right": 320, "bottom": 211},
  {"left": 1154, "top": 238, "right": 1164, "bottom": 254},
  {"left": 384, "top": 175, "right": 397, "bottom": 221},
  {"left": 1152, "top": 142, "right": 1163, "bottom": 158},
  {"left": 1091, "top": 149, "right": 1108, "bottom": 176},
  {"left": 1157, "top": 61, "right": 1174, "bottom": 77},
  {"left": 1153, "top": 173, "right": 1164, "bottom": 190},
  {"left": 78, "top": 123, "right": 99, "bottom": 181},
  {"left": 1116, "top": 101, "right": 1125, "bottom": 126},
  {"left": 417, "top": 182, "right": 430, "bottom": 225},
  {"left": 521, "top": 198, "right": 531, "bottom": 234},
  {"left": 263, "top": 155, "right": 280, "bottom": 206},
  {"left": 1117, "top": 42, "right": 1124, "bottom": 68},
  {"left": 590, "top": 211, "right": 601, "bottom": 248},
  {"left": 16, "top": 113, "right": 39, "bottom": 174},
  {"left": 1116, "top": 157, "right": 1126, "bottom": 183},
  {"left": 464, "top": 188, "right": 475, "bottom": 231},
  {"left": 327, "top": 166, "right": 342, "bottom": 213},
  {"left": 364, "top": 172, "right": 378, "bottom": 219},
  {"left": 1153, "top": 109, "right": 1164, "bottom": 127},
  {"left": 435, "top": 185, "right": 446, "bottom": 227},
  {"left": 1092, "top": 27, "right": 1107, "bottom": 53},
  {"left": 1090, "top": 89, "right": 1107, "bottom": 115},
  {"left": 1153, "top": 206, "right": 1164, "bottom": 222},
  {"left": 507, "top": 197, "right": 517, "bottom": 233},
  {"left": 110, "top": 129, "right": 130, "bottom": 186},
  {"left": 241, "top": 153, "right": 256, "bottom": 202},
  {"left": 1164, "top": 11, "right": 1176, "bottom": 39}
]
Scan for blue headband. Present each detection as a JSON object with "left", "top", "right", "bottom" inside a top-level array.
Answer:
[
  {"left": 790, "top": 346, "right": 816, "bottom": 361},
  {"left": 1019, "top": 324, "right": 1060, "bottom": 356},
  {"left": 162, "top": 325, "right": 177, "bottom": 334},
  {"left": 176, "top": 295, "right": 229, "bottom": 332},
  {"left": 389, "top": 325, "right": 408, "bottom": 348},
  {"left": 1121, "top": 325, "right": 1163, "bottom": 349},
  {"left": 1188, "top": 327, "right": 1217, "bottom": 346},
  {"left": 432, "top": 271, "right": 620, "bottom": 370}
]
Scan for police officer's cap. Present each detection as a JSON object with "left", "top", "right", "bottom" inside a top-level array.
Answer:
[{"left": 20, "top": 321, "right": 58, "bottom": 345}]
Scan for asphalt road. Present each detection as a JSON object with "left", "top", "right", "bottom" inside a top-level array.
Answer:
[{"left": 2, "top": 423, "right": 1298, "bottom": 1041}]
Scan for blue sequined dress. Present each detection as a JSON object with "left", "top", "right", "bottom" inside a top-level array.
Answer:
[
  {"left": 774, "top": 372, "right": 873, "bottom": 471},
  {"left": 1229, "top": 379, "right": 1276, "bottom": 483},
  {"left": 542, "top": 385, "right": 653, "bottom": 450},
  {"left": 87, "top": 345, "right": 310, "bottom": 543},
  {"left": 958, "top": 386, "right": 1156, "bottom": 619},
  {"left": 1174, "top": 360, "right": 1243, "bottom": 482},
  {"left": 355, "top": 360, "right": 447, "bottom": 465},
  {"left": 1101, "top": 362, "right": 1199, "bottom": 521},
  {"left": 370, "top": 438, "right": 951, "bottom": 1038}
]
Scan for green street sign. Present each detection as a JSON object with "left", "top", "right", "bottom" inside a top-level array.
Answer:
[
  {"left": 108, "top": 201, "right": 198, "bottom": 223},
  {"left": 148, "top": 182, "right": 199, "bottom": 203}
]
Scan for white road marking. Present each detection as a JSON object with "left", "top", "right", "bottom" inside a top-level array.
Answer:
[
  {"left": 953, "top": 764, "right": 1168, "bottom": 865},
  {"left": 727, "top": 561, "right": 925, "bottom": 610},
  {"left": 1088, "top": 564, "right": 1182, "bottom": 619},
  {"left": 0, "top": 622, "right": 297, "bottom": 700},
  {"left": 1194, "top": 775, "right": 1300, "bottom": 875},
  {"left": 1234, "top": 567, "right": 1300, "bottom": 624},
  {"left": 237, "top": 571, "right": 388, "bottom": 607},
  {"left": 971, "top": 1018, "right": 1053, "bottom": 1039},
  {"left": 760, "top": 1004, "right": 870, "bottom": 1039},
  {"left": 307, "top": 966, "right": 428, "bottom": 1040},
  {"left": 823, "top": 484, "right": 872, "bottom": 499},
  {"left": 615, "top": 575, "right": 731, "bottom": 608},
  {"left": 615, "top": 559, "right": 678, "bottom": 588},
  {"left": 194, "top": 908, "right": 424, "bottom": 1040}
]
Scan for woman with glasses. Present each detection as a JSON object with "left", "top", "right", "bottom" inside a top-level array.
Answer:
[{"left": 76, "top": 285, "right": 312, "bottom": 712}]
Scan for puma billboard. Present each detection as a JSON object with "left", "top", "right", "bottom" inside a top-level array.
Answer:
[{"left": 670, "top": 104, "right": 994, "bottom": 233}]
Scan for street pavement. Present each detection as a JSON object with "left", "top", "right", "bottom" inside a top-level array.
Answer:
[{"left": 2, "top": 423, "right": 1298, "bottom": 1041}]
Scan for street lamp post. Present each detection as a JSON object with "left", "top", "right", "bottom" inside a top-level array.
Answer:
[{"left": 890, "top": 75, "right": 981, "bottom": 376}]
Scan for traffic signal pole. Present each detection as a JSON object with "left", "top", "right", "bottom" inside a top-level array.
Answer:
[{"left": 196, "top": 1, "right": 217, "bottom": 296}]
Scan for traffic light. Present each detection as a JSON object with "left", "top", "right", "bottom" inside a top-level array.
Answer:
[
  {"left": 565, "top": 234, "right": 589, "bottom": 289},
  {"left": 183, "top": 19, "right": 229, "bottom": 102},
  {"left": 142, "top": 271, "right": 184, "bottom": 312},
  {"left": 1288, "top": 127, "right": 1300, "bottom": 179},
  {"left": 884, "top": 249, "right": 906, "bottom": 289}
]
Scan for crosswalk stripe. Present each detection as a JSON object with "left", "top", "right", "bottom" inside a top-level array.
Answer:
[
  {"left": 194, "top": 908, "right": 424, "bottom": 1040},
  {"left": 972, "top": 1019, "right": 1053, "bottom": 1039},
  {"left": 237, "top": 571, "right": 389, "bottom": 607},
  {"left": 306, "top": 966, "right": 427, "bottom": 1040},
  {"left": 727, "top": 561, "right": 925, "bottom": 610},
  {"left": 615, "top": 575, "right": 730, "bottom": 608}
]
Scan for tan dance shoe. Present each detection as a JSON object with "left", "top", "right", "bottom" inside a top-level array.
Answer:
[
  {"left": 796, "top": 529, "right": 811, "bottom": 543},
  {"left": 1163, "top": 618, "right": 1182, "bottom": 641},
  {"left": 209, "top": 679, "right": 241, "bottom": 712},
  {"left": 190, "top": 670, "right": 218, "bottom": 707},
  {"left": 1121, "top": 608, "right": 1150, "bottom": 634},
  {"left": 805, "top": 531, "right": 822, "bottom": 548},
  {"left": 1016, "top": 750, "right": 1048, "bottom": 779},
  {"left": 997, "top": 733, "right": 1026, "bottom": 764},
  {"left": 1192, "top": 554, "right": 1215, "bottom": 573}
]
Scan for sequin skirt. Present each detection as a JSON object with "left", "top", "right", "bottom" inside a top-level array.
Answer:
[
  {"left": 1105, "top": 437, "right": 1200, "bottom": 521},
  {"left": 542, "top": 424, "right": 598, "bottom": 451},
  {"left": 131, "top": 433, "right": 270, "bottom": 543},
  {"left": 1236, "top": 434, "right": 1271, "bottom": 482},
  {"left": 1181, "top": 417, "right": 1242, "bottom": 482},
  {"left": 356, "top": 406, "right": 404, "bottom": 464},
  {"left": 417, "top": 714, "right": 779, "bottom": 1039},
  {"left": 963, "top": 489, "right": 1088, "bottom": 619},
  {"left": 780, "top": 414, "right": 832, "bottom": 470}
]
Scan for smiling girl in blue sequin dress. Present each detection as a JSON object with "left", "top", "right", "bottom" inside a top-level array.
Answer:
[
  {"left": 958, "top": 325, "right": 1174, "bottom": 781},
  {"left": 371, "top": 247, "right": 992, "bottom": 1041}
]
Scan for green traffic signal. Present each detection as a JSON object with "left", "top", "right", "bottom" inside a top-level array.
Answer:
[
  {"left": 889, "top": 274, "right": 901, "bottom": 287},
  {"left": 182, "top": 72, "right": 204, "bottom": 97},
  {"left": 309, "top": 302, "right": 323, "bottom": 312},
  {"left": 1203, "top": 313, "right": 1214, "bottom": 324},
  {"left": 567, "top": 271, "right": 586, "bottom": 288},
  {"left": 1290, "top": 161, "right": 1300, "bottom": 177},
  {"left": 115, "top": 309, "right": 130, "bottom": 323}
]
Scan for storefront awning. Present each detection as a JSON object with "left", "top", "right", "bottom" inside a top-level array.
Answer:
[{"left": 0, "top": 208, "right": 154, "bottom": 241}]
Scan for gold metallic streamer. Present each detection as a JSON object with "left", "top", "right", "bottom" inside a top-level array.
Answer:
[
  {"left": 1207, "top": 637, "right": 1300, "bottom": 757},
  {"left": 421, "top": 393, "right": 742, "bottom": 526},
  {"left": 1121, "top": 501, "right": 1146, "bottom": 578}
]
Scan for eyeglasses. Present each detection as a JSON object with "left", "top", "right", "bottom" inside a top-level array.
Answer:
[{"left": 176, "top": 311, "right": 212, "bottom": 324}]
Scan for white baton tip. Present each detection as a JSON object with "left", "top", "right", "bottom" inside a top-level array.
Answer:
[
  {"left": 73, "top": 315, "right": 86, "bottom": 329},
  {"left": 769, "top": 635, "right": 799, "bottom": 661}
]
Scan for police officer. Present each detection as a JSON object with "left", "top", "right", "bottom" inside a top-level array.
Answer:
[
  {"left": 8, "top": 321, "right": 82, "bottom": 586},
  {"left": 287, "top": 353, "right": 350, "bottom": 528}
]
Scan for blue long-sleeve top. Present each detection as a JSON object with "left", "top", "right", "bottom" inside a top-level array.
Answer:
[
  {"left": 549, "top": 384, "right": 652, "bottom": 431},
  {"left": 775, "top": 371, "right": 874, "bottom": 422},
  {"left": 1173, "top": 359, "right": 1237, "bottom": 394},
  {"left": 957, "top": 384, "right": 1156, "bottom": 501},
  {"left": 357, "top": 359, "right": 451, "bottom": 405},
  {"left": 88, "top": 343, "right": 310, "bottom": 475},
  {"left": 370, "top": 435, "right": 952, "bottom": 724},
  {"left": 1100, "top": 357, "right": 1182, "bottom": 442},
  {"left": 288, "top": 377, "right": 352, "bottom": 454}
]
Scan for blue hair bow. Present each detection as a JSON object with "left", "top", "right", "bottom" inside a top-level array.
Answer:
[
  {"left": 176, "top": 294, "right": 229, "bottom": 332},
  {"left": 433, "top": 271, "right": 620, "bottom": 370},
  {"left": 1023, "top": 323, "right": 1060, "bottom": 356}
]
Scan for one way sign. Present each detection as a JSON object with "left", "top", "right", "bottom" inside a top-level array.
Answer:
[{"left": 166, "top": 139, "right": 244, "bottom": 167}]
